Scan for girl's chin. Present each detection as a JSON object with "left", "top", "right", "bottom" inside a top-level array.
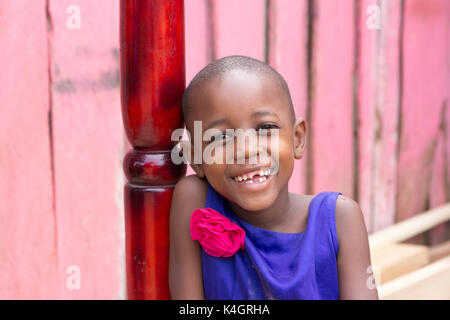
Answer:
[{"left": 232, "top": 195, "right": 277, "bottom": 212}]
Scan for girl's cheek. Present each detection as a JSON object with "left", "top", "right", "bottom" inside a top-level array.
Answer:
[{"left": 204, "top": 164, "right": 227, "bottom": 179}]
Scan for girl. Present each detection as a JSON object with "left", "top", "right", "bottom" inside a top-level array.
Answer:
[{"left": 169, "top": 55, "right": 378, "bottom": 300}]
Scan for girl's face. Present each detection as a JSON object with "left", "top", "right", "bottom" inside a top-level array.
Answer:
[{"left": 187, "top": 71, "right": 306, "bottom": 211}]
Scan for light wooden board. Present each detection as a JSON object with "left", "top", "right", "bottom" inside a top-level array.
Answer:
[
  {"left": 370, "top": 243, "right": 429, "bottom": 285},
  {"left": 369, "top": 202, "right": 450, "bottom": 250},
  {"left": 378, "top": 255, "right": 450, "bottom": 300},
  {"left": 429, "top": 240, "right": 450, "bottom": 262}
]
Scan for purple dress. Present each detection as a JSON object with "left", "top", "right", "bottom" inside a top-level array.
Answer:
[{"left": 201, "top": 181, "right": 341, "bottom": 300}]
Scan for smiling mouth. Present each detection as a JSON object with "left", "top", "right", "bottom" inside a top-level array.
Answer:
[{"left": 232, "top": 167, "right": 275, "bottom": 184}]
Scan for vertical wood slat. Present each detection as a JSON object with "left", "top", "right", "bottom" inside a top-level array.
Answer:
[
  {"left": 309, "top": 0, "right": 355, "bottom": 197},
  {"left": 213, "top": 0, "right": 265, "bottom": 60},
  {"left": 428, "top": 0, "right": 450, "bottom": 245},
  {"left": 120, "top": 0, "right": 186, "bottom": 299},
  {"left": 358, "top": 0, "right": 403, "bottom": 233},
  {"left": 445, "top": 0, "right": 450, "bottom": 243},
  {"left": 0, "top": 0, "right": 58, "bottom": 299},
  {"left": 357, "top": 0, "right": 377, "bottom": 231},
  {"left": 48, "top": 0, "right": 124, "bottom": 298},
  {"left": 267, "top": 0, "right": 309, "bottom": 195},
  {"left": 185, "top": 0, "right": 210, "bottom": 83},
  {"left": 184, "top": 0, "right": 211, "bottom": 176},
  {"left": 430, "top": 112, "right": 448, "bottom": 245},
  {"left": 397, "top": 0, "right": 449, "bottom": 244}
]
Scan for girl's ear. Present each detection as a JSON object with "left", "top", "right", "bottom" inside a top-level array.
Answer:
[{"left": 292, "top": 117, "right": 307, "bottom": 159}]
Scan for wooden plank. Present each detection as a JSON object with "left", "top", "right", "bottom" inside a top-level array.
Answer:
[
  {"left": 370, "top": 243, "right": 429, "bottom": 285},
  {"left": 445, "top": 0, "right": 450, "bottom": 248},
  {"left": 213, "top": 0, "right": 265, "bottom": 60},
  {"left": 428, "top": 0, "right": 450, "bottom": 244},
  {"left": 429, "top": 240, "right": 450, "bottom": 262},
  {"left": 48, "top": 0, "right": 125, "bottom": 299},
  {"left": 185, "top": 0, "right": 210, "bottom": 83},
  {"left": 356, "top": 0, "right": 378, "bottom": 232},
  {"left": 184, "top": 0, "right": 211, "bottom": 176},
  {"left": 267, "top": 0, "right": 309, "bottom": 195},
  {"left": 429, "top": 118, "right": 448, "bottom": 245},
  {"left": 369, "top": 203, "right": 450, "bottom": 250},
  {"left": 0, "top": 0, "right": 59, "bottom": 299},
  {"left": 309, "top": 0, "right": 355, "bottom": 196},
  {"left": 357, "top": 0, "right": 402, "bottom": 233},
  {"left": 378, "top": 255, "right": 450, "bottom": 300},
  {"left": 427, "top": 0, "right": 450, "bottom": 245},
  {"left": 396, "top": 0, "right": 449, "bottom": 245}
]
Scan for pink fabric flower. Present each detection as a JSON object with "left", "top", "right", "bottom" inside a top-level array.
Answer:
[{"left": 190, "top": 208, "right": 245, "bottom": 257}]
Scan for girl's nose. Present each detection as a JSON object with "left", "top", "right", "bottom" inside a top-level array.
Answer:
[{"left": 234, "top": 129, "right": 263, "bottom": 164}]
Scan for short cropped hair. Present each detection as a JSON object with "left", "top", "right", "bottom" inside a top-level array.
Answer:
[{"left": 181, "top": 55, "right": 295, "bottom": 126}]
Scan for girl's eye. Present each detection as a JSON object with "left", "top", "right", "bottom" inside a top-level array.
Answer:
[
  {"left": 258, "top": 123, "right": 279, "bottom": 134},
  {"left": 210, "top": 133, "right": 233, "bottom": 142}
]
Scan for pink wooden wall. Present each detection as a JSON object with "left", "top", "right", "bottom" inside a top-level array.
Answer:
[{"left": 0, "top": 0, "right": 449, "bottom": 299}]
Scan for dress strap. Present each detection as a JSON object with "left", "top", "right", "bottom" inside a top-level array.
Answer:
[
  {"left": 204, "top": 181, "right": 231, "bottom": 219},
  {"left": 326, "top": 191, "right": 342, "bottom": 256},
  {"left": 304, "top": 191, "right": 342, "bottom": 257},
  {"left": 205, "top": 181, "right": 223, "bottom": 209}
]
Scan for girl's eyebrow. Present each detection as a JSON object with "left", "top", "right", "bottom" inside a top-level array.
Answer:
[
  {"left": 205, "top": 118, "right": 227, "bottom": 130},
  {"left": 251, "top": 109, "right": 280, "bottom": 120},
  {"left": 205, "top": 109, "right": 280, "bottom": 130}
]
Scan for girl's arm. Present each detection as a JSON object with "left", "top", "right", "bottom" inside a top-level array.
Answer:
[
  {"left": 335, "top": 195, "right": 379, "bottom": 300},
  {"left": 169, "top": 175, "right": 207, "bottom": 299}
]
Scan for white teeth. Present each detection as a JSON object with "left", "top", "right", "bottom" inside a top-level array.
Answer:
[{"left": 233, "top": 167, "right": 274, "bottom": 182}]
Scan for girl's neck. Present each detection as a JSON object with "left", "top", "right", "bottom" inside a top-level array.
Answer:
[{"left": 227, "top": 184, "right": 297, "bottom": 233}]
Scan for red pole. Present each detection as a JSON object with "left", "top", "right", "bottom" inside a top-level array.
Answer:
[{"left": 120, "top": 0, "right": 186, "bottom": 299}]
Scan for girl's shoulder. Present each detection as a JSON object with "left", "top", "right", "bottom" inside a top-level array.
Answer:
[
  {"left": 172, "top": 174, "right": 208, "bottom": 209},
  {"left": 334, "top": 194, "right": 364, "bottom": 222},
  {"left": 333, "top": 193, "right": 368, "bottom": 243},
  {"left": 290, "top": 191, "right": 341, "bottom": 218}
]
